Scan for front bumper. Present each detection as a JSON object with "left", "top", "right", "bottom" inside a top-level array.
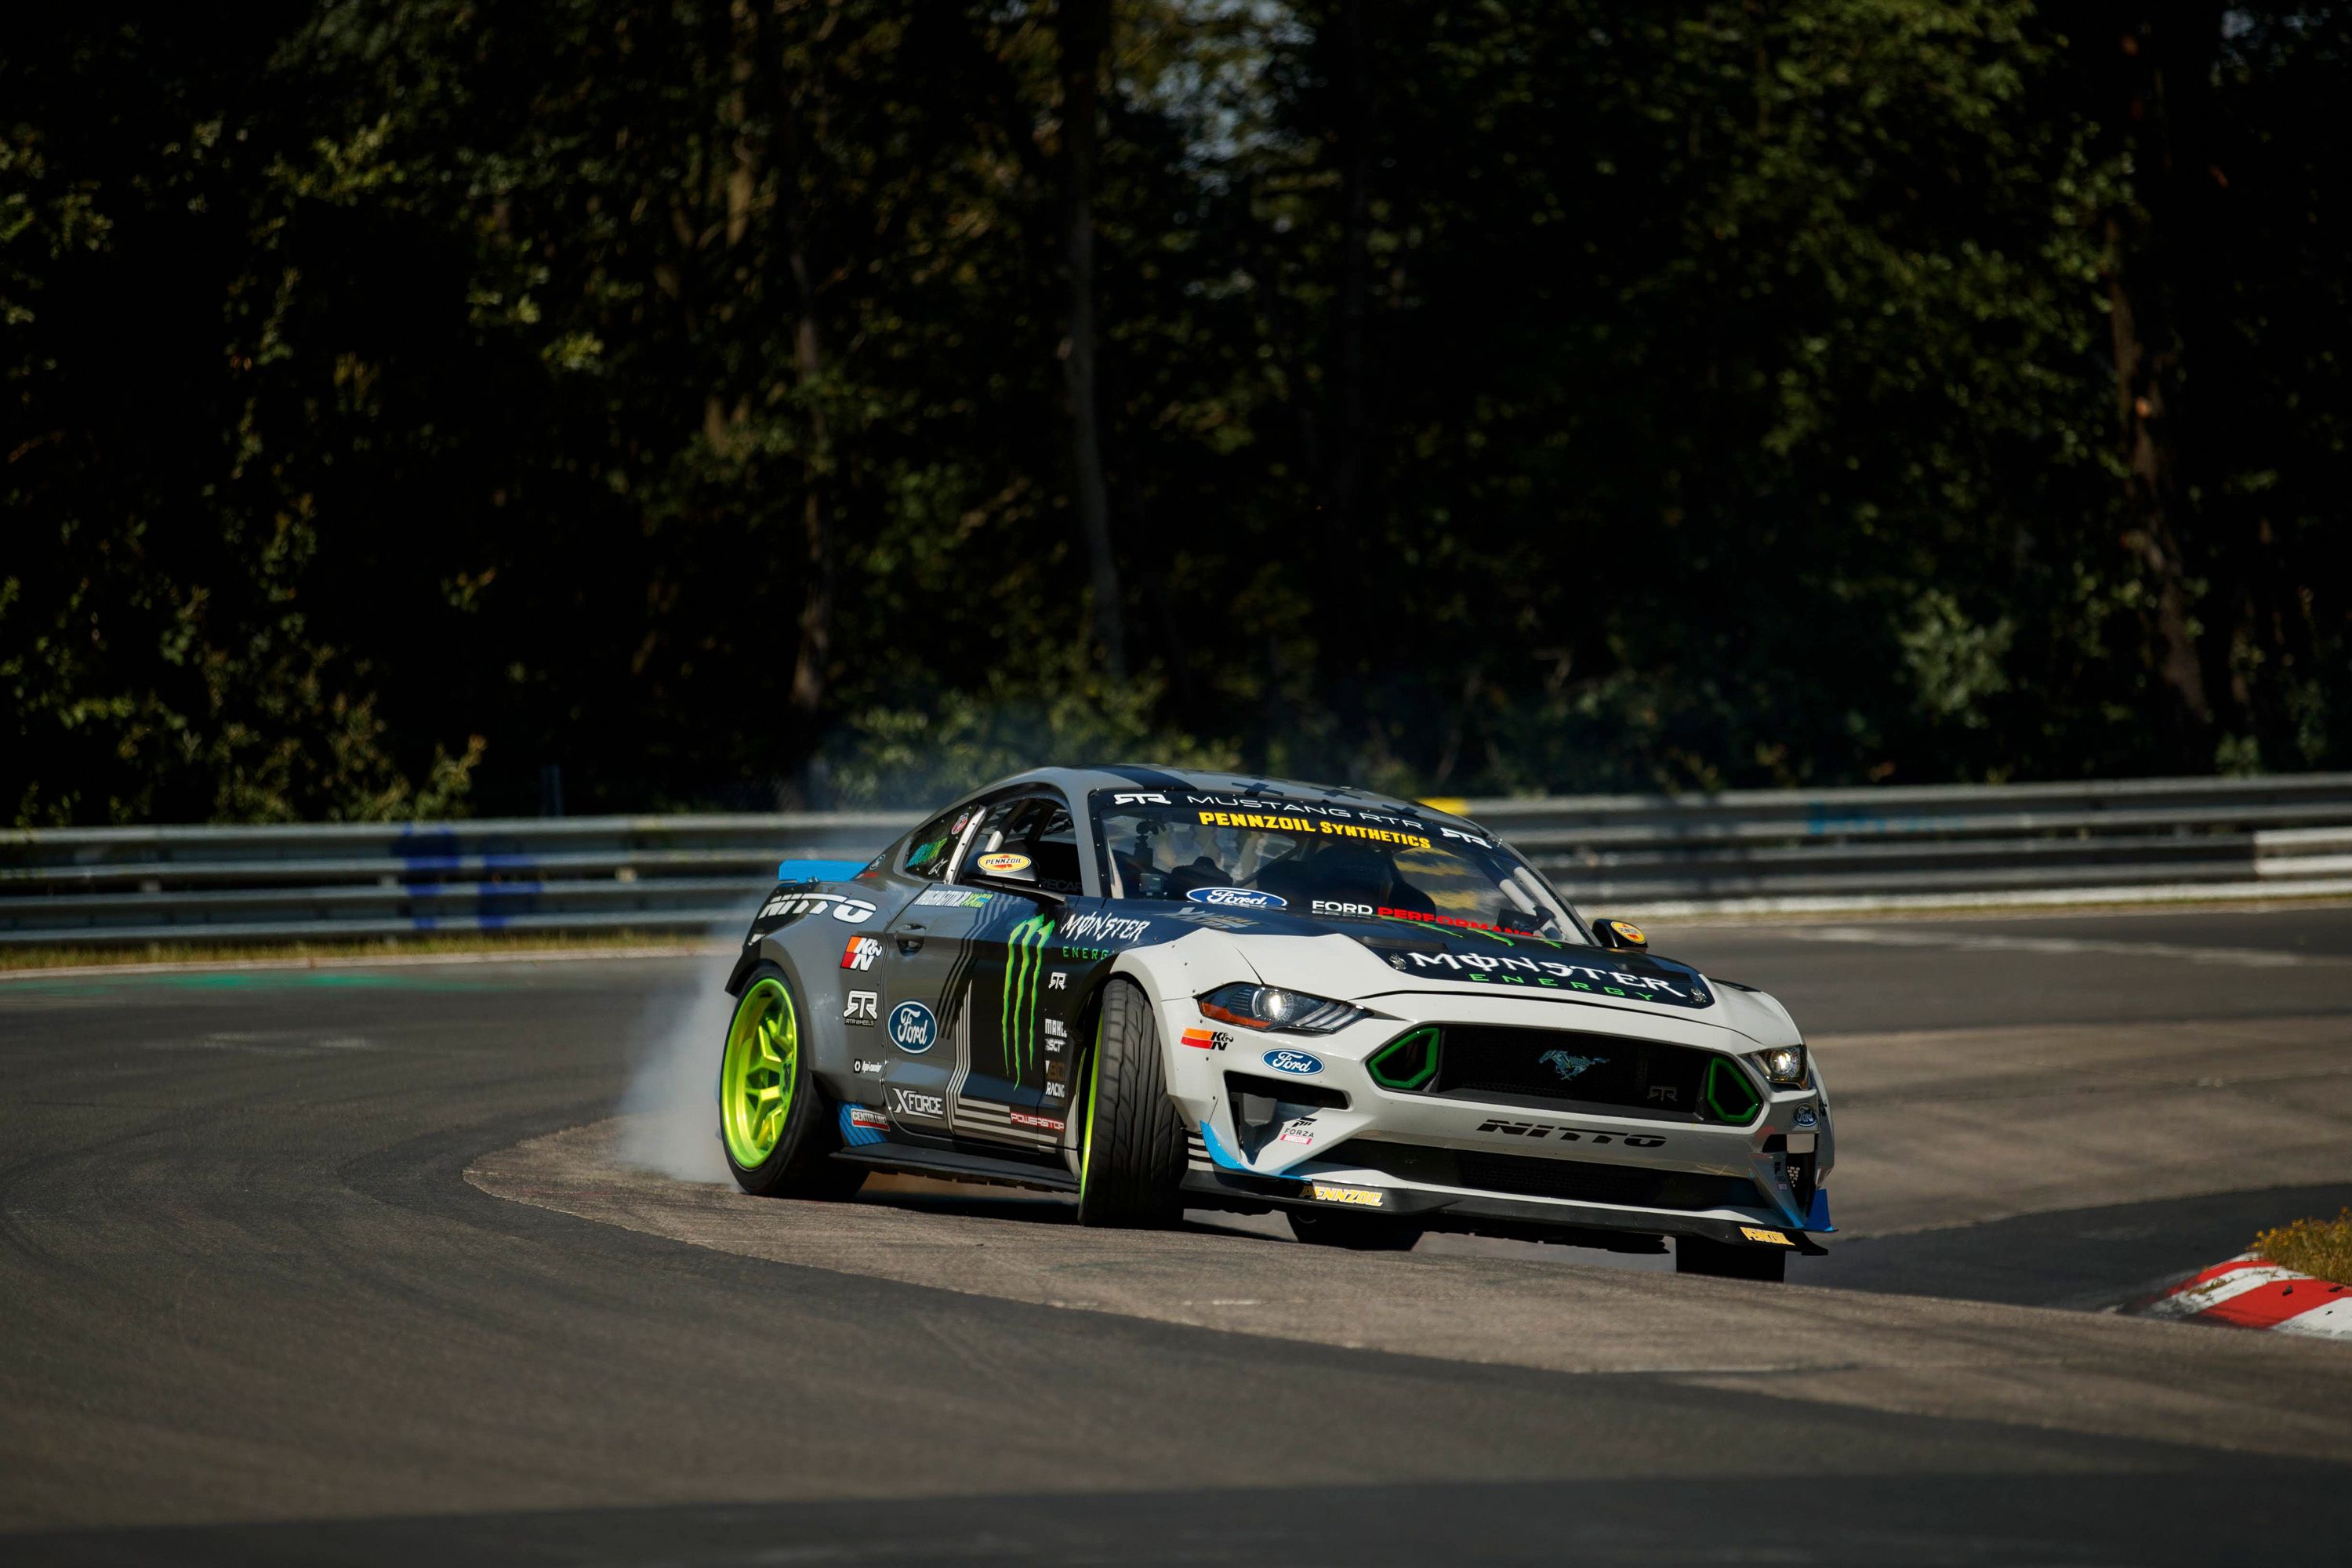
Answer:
[
  {"left": 1178, "top": 1163, "right": 1830, "bottom": 1254},
  {"left": 1162, "top": 985, "right": 1835, "bottom": 1249}
]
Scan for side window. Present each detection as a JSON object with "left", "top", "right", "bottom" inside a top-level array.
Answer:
[
  {"left": 957, "top": 793, "right": 1084, "bottom": 894},
  {"left": 1018, "top": 799, "right": 1084, "bottom": 894},
  {"left": 902, "top": 802, "right": 979, "bottom": 882}
]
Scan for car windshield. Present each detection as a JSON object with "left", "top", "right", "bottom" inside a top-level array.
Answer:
[{"left": 1090, "top": 790, "right": 1585, "bottom": 942}]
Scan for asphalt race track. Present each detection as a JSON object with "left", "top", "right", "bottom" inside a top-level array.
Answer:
[{"left": 6, "top": 906, "right": 2352, "bottom": 1565}]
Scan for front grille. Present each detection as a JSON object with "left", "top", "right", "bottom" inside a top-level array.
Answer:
[
  {"left": 1384, "top": 1024, "right": 1761, "bottom": 1125},
  {"left": 1320, "top": 1138, "right": 1762, "bottom": 1213}
]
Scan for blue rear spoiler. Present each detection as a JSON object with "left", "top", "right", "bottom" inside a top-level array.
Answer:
[{"left": 776, "top": 858, "right": 868, "bottom": 884}]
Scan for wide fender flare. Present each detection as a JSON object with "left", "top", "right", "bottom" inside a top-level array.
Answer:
[
  {"left": 1104, "top": 928, "right": 1259, "bottom": 1121},
  {"left": 730, "top": 935, "right": 860, "bottom": 1087}
]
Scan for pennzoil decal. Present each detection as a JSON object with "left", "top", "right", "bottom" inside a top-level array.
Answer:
[{"left": 1309, "top": 1183, "right": 1385, "bottom": 1208}]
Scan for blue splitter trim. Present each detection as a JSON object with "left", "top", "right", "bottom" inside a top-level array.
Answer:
[
  {"left": 1196, "top": 1118, "right": 1253, "bottom": 1173},
  {"left": 1804, "top": 1191, "right": 1835, "bottom": 1233}
]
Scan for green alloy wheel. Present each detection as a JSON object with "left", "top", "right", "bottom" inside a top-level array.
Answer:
[
  {"left": 717, "top": 963, "right": 864, "bottom": 1200},
  {"left": 721, "top": 976, "right": 797, "bottom": 1166}
]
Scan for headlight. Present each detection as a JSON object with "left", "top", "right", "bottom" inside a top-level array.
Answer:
[
  {"left": 1746, "top": 1044, "right": 1810, "bottom": 1090},
  {"left": 1196, "top": 982, "right": 1367, "bottom": 1035}
]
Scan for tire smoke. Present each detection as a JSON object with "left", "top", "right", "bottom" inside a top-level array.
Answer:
[{"left": 615, "top": 936, "right": 737, "bottom": 1184}]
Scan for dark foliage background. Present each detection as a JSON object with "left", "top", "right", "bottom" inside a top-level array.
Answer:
[{"left": 5, "top": 2, "right": 2345, "bottom": 820}]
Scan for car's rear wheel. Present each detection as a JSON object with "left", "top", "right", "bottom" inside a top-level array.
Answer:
[
  {"left": 1075, "top": 978, "right": 1185, "bottom": 1227},
  {"left": 1285, "top": 1209, "right": 1423, "bottom": 1251},
  {"left": 719, "top": 963, "right": 865, "bottom": 1200},
  {"left": 1675, "top": 1234, "right": 1786, "bottom": 1282}
]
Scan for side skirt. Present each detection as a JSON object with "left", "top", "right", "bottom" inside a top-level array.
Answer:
[{"left": 833, "top": 1141, "right": 1079, "bottom": 1195}]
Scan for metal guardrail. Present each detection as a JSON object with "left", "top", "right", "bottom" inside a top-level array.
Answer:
[{"left": 5, "top": 775, "right": 2352, "bottom": 946}]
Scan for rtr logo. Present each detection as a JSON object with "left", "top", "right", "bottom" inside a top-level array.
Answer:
[
  {"left": 1111, "top": 792, "right": 1170, "bottom": 805},
  {"left": 843, "top": 989, "right": 879, "bottom": 1025}
]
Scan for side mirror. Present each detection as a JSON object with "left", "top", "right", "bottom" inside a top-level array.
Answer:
[{"left": 1592, "top": 917, "right": 1648, "bottom": 953}]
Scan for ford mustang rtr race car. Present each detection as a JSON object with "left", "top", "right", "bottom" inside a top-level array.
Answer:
[{"left": 717, "top": 765, "right": 1832, "bottom": 1279}]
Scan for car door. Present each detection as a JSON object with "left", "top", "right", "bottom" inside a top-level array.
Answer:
[
  {"left": 873, "top": 799, "right": 991, "bottom": 1139},
  {"left": 934, "top": 790, "right": 1087, "bottom": 1149}
]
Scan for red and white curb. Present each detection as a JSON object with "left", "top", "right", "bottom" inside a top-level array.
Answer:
[{"left": 2131, "top": 1254, "right": 2352, "bottom": 1339}]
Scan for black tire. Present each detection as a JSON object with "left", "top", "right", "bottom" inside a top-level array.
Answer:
[
  {"left": 1285, "top": 1209, "right": 1423, "bottom": 1251},
  {"left": 1075, "top": 978, "right": 1186, "bottom": 1227},
  {"left": 720, "top": 962, "right": 866, "bottom": 1201},
  {"left": 1675, "top": 1234, "right": 1786, "bottom": 1282}
]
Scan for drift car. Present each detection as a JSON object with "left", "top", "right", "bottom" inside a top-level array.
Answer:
[{"left": 717, "top": 766, "right": 1832, "bottom": 1279}]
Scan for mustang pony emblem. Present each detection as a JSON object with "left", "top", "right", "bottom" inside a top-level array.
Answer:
[{"left": 1539, "top": 1050, "right": 1606, "bottom": 1081}]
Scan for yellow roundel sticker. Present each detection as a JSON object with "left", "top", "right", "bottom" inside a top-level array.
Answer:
[
  {"left": 975, "top": 851, "right": 1032, "bottom": 876},
  {"left": 1613, "top": 920, "right": 1646, "bottom": 945}
]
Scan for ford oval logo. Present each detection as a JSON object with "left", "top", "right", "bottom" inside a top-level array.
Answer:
[
  {"left": 1262, "top": 1048, "right": 1323, "bottom": 1076},
  {"left": 888, "top": 1000, "right": 938, "bottom": 1054},
  {"left": 1186, "top": 886, "right": 1288, "bottom": 909}
]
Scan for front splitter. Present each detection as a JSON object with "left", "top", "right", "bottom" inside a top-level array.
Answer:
[{"left": 1180, "top": 1167, "right": 1830, "bottom": 1255}]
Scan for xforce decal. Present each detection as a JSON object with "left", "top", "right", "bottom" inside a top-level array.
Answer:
[{"left": 1003, "top": 915, "right": 1056, "bottom": 1077}]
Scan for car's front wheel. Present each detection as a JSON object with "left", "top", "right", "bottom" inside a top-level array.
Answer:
[
  {"left": 1675, "top": 1233, "right": 1786, "bottom": 1282},
  {"left": 1075, "top": 978, "right": 1186, "bottom": 1227},
  {"left": 719, "top": 963, "right": 865, "bottom": 1200}
]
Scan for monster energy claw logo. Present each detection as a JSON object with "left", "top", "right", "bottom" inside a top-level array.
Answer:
[{"left": 1004, "top": 916, "right": 1057, "bottom": 1076}]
